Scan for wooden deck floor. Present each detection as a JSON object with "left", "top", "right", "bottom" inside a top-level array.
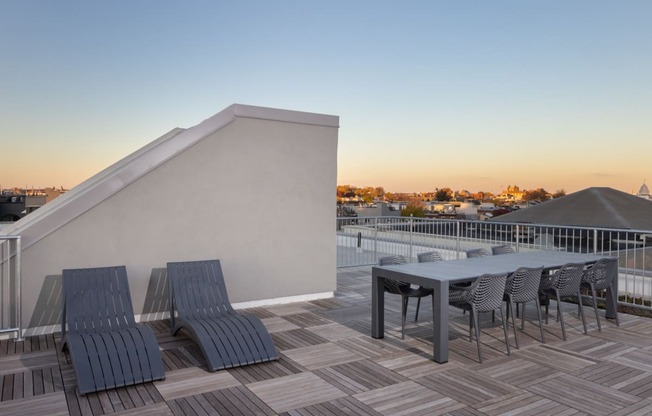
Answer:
[{"left": 3, "top": 266, "right": 652, "bottom": 415}]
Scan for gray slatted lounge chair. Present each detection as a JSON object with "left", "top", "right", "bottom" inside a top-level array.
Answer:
[
  {"left": 61, "top": 266, "right": 165, "bottom": 395},
  {"left": 491, "top": 245, "right": 515, "bottom": 255},
  {"left": 466, "top": 248, "right": 490, "bottom": 258},
  {"left": 449, "top": 272, "right": 510, "bottom": 363},
  {"left": 539, "top": 262, "right": 587, "bottom": 340},
  {"left": 581, "top": 258, "right": 619, "bottom": 331},
  {"left": 167, "top": 259, "right": 279, "bottom": 371},
  {"left": 379, "top": 255, "right": 433, "bottom": 339},
  {"left": 504, "top": 267, "right": 545, "bottom": 347}
]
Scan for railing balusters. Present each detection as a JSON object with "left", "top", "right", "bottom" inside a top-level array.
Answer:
[{"left": 337, "top": 215, "right": 652, "bottom": 310}]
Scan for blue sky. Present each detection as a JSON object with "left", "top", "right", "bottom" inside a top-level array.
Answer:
[{"left": 2, "top": 1, "right": 651, "bottom": 194}]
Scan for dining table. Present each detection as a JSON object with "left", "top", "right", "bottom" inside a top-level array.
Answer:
[{"left": 371, "top": 250, "right": 616, "bottom": 363}]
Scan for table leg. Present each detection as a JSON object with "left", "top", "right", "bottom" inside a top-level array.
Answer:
[
  {"left": 371, "top": 271, "right": 384, "bottom": 338},
  {"left": 432, "top": 280, "right": 448, "bottom": 363}
]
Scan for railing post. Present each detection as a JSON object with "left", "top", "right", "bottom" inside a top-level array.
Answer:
[
  {"left": 592, "top": 229, "right": 598, "bottom": 254},
  {"left": 515, "top": 225, "right": 520, "bottom": 252},
  {"left": 456, "top": 220, "right": 461, "bottom": 259},
  {"left": 374, "top": 217, "right": 378, "bottom": 261},
  {"left": 15, "top": 237, "right": 23, "bottom": 342},
  {"left": 409, "top": 214, "right": 414, "bottom": 260}
]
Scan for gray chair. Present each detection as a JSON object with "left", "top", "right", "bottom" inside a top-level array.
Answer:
[
  {"left": 379, "top": 255, "right": 433, "bottom": 339},
  {"left": 417, "top": 250, "right": 443, "bottom": 263},
  {"left": 449, "top": 273, "right": 510, "bottom": 363},
  {"left": 504, "top": 266, "right": 545, "bottom": 347},
  {"left": 492, "top": 245, "right": 515, "bottom": 255},
  {"left": 167, "top": 259, "right": 279, "bottom": 371},
  {"left": 581, "top": 258, "right": 620, "bottom": 331},
  {"left": 539, "top": 262, "right": 587, "bottom": 340},
  {"left": 466, "top": 248, "right": 490, "bottom": 258},
  {"left": 61, "top": 266, "right": 165, "bottom": 394}
]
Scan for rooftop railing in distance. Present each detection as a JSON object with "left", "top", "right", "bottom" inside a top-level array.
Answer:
[
  {"left": 337, "top": 216, "right": 652, "bottom": 311},
  {"left": 0, "top": 235, "right": 22, "bottom": 341}
]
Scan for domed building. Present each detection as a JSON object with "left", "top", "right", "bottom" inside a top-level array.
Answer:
[{"left": 637, "top": 181, "right": 651, "bottom": 200}]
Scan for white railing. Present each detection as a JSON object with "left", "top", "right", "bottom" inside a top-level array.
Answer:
[
  {"left": 337, "top": 216, "right": 652, "bottom": 309},
  {"left": 0, "top": 235, "right": 22, "bottom": 340}
]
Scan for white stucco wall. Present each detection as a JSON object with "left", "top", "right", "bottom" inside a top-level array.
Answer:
[{"left": 16, "top": 105, "right": 339, "bottom": 333}]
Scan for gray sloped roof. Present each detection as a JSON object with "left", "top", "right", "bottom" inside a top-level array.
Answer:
[{"left": 490, "top": 187, "right": 652, "bottom": 230}]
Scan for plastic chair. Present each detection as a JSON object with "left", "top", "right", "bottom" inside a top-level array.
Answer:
[
  {"left": 167, "top": 259, "right": 279, "bottom": 371},
  {"left": 491, "top": 245, "right": 515, "bottom": 255},
  {"left": 504, "top": 266, "right": 545, "bottom": 347},
  {"left": 379, "top": 255, "right": 433, "bottom": 339},
  {"left": 539, "top": 262, "right": 587, "bottom": 340},
  {"left": 449, "top": 273, "right": 510, "bottom": 363},
  {"left": 466, "top": 248, "right": 490, "bottom": 258},
  {"left": 62, "top": 266, "right": 165, "bottom": 394},
  {"left": 417, "top": 250, "right": 443, "bottom": 263},
  {"left": 581, "top": 258, "right": 620, "bottom": 331}
]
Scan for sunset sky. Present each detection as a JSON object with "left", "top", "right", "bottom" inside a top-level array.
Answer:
[{"left": 2, "top": 1, "right": 650, "bottom": 194}]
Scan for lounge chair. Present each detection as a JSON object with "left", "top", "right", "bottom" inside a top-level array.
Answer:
[
  {"left": 61, "top": 266, "right": 165, "bottom": 395},
  {"left": 167, "top": 259, "right": 279, "bottom": 371}
]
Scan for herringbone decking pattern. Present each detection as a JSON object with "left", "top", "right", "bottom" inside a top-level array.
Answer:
[{"left": 2, "top": 266, "right": 652, "bottom": 415}]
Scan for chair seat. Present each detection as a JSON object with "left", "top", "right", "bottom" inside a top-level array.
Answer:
[
  {"left": 66, "top": 327, "right": 165, "bottom": 394},
  {"left": 174, "top": 313, "right": 279, "bottom": 371}
]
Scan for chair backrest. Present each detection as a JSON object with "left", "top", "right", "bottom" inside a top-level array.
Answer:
[
  {"left": 378, "top": 255, "right": 409, "bottom": 294},
  {"left": 551, "top": 262, "right": 586, "bottom": 296},
  {"left": 505, "top": 266, "right": 543, "bottom": 303},
  {"left": 583, "top": 258, "right": 618, "bottom": 290},
  {"left": 417, "top": 251, "right": 443, "bottom": 263},
  {"left": 167, "top": 259, "right": 235, "bottom": 321},
  {"left": 466, "top": 273, "right": 507, "bottom": 312},
  {"left": 62, "top": 266, "right": 136, "bottom": 337},
  {"left": 491, "top": 245, "right": 515, "bottom": 255},
  {"left": 466, "top": 248, "right": 490, "bottom": 258}
]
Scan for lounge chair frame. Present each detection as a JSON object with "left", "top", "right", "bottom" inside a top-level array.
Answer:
[
  {"left": 167, "top": 259, "right": 279, "bottom": 371},
  {"left": 61, "top": 266, "right": 165, "bottom": 394}
]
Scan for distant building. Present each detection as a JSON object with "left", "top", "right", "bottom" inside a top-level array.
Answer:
[
  {"left": 637, "top": 181, "right": 650, "bottom": 200},
  {"left": 353, "top": 202, "right": 399, "bottom": 217},
  {"left": 0, "top": 194, "right": 46, "bottom": 221}
]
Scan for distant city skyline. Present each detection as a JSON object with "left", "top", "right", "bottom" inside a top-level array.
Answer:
[{"left": 2, "top": 1, "right": 651, "bottom": 194}]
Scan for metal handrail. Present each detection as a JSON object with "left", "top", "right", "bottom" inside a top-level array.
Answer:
[
  {"left": 0, "top": 235, "right": 22, "bottom": 341},
  {"left": 337, "top": 216, "right": 652, "bottom": 309}
]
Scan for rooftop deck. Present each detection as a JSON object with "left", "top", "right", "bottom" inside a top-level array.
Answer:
[{"left": 2, "top": 267, "right": 652, "bottom": 415}]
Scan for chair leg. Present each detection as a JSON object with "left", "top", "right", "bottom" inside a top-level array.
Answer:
[
  {"left": 556, "top": 292, "right": 567, "bottom": 341},
  {"left": 401, "top": 296, "right": 408, "bottom": 339},
  {"left": 534, "top": 297, "right": 545, "bottom": 343},
  {"left": 590, "top": 284, "right": 601, "bottom": 332},
  {"left": 468, "top": 309, "right": 474, "bottom": 342},
  {"left": 508, "top": 298, "right": 519, "bottom": 349},
  {"left": 577, "top": 291, "right": 587, "bottom": 334},
  {"left": 499, "top": 305, "right": 510, "bottom": 356},
  {"left": 472, "top": 307, "right": 483, "bottom": 363},
  {"left": 415, "top": 296, "right": 421, "bottom": 322},
  {"left": 521, "top": 301, "right": 526, "bottom": 331}
]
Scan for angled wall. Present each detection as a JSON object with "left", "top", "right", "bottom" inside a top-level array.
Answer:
[{"left": 8, "top": 104, "right": 339, "bottom": 335}]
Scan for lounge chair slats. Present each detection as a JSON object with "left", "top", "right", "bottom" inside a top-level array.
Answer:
[
  {"left": 62, "top": 266, "right": 165, "bottom": 394},
  {"left": 167, "top": 259, "right": 279, "bottom": 371}
]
